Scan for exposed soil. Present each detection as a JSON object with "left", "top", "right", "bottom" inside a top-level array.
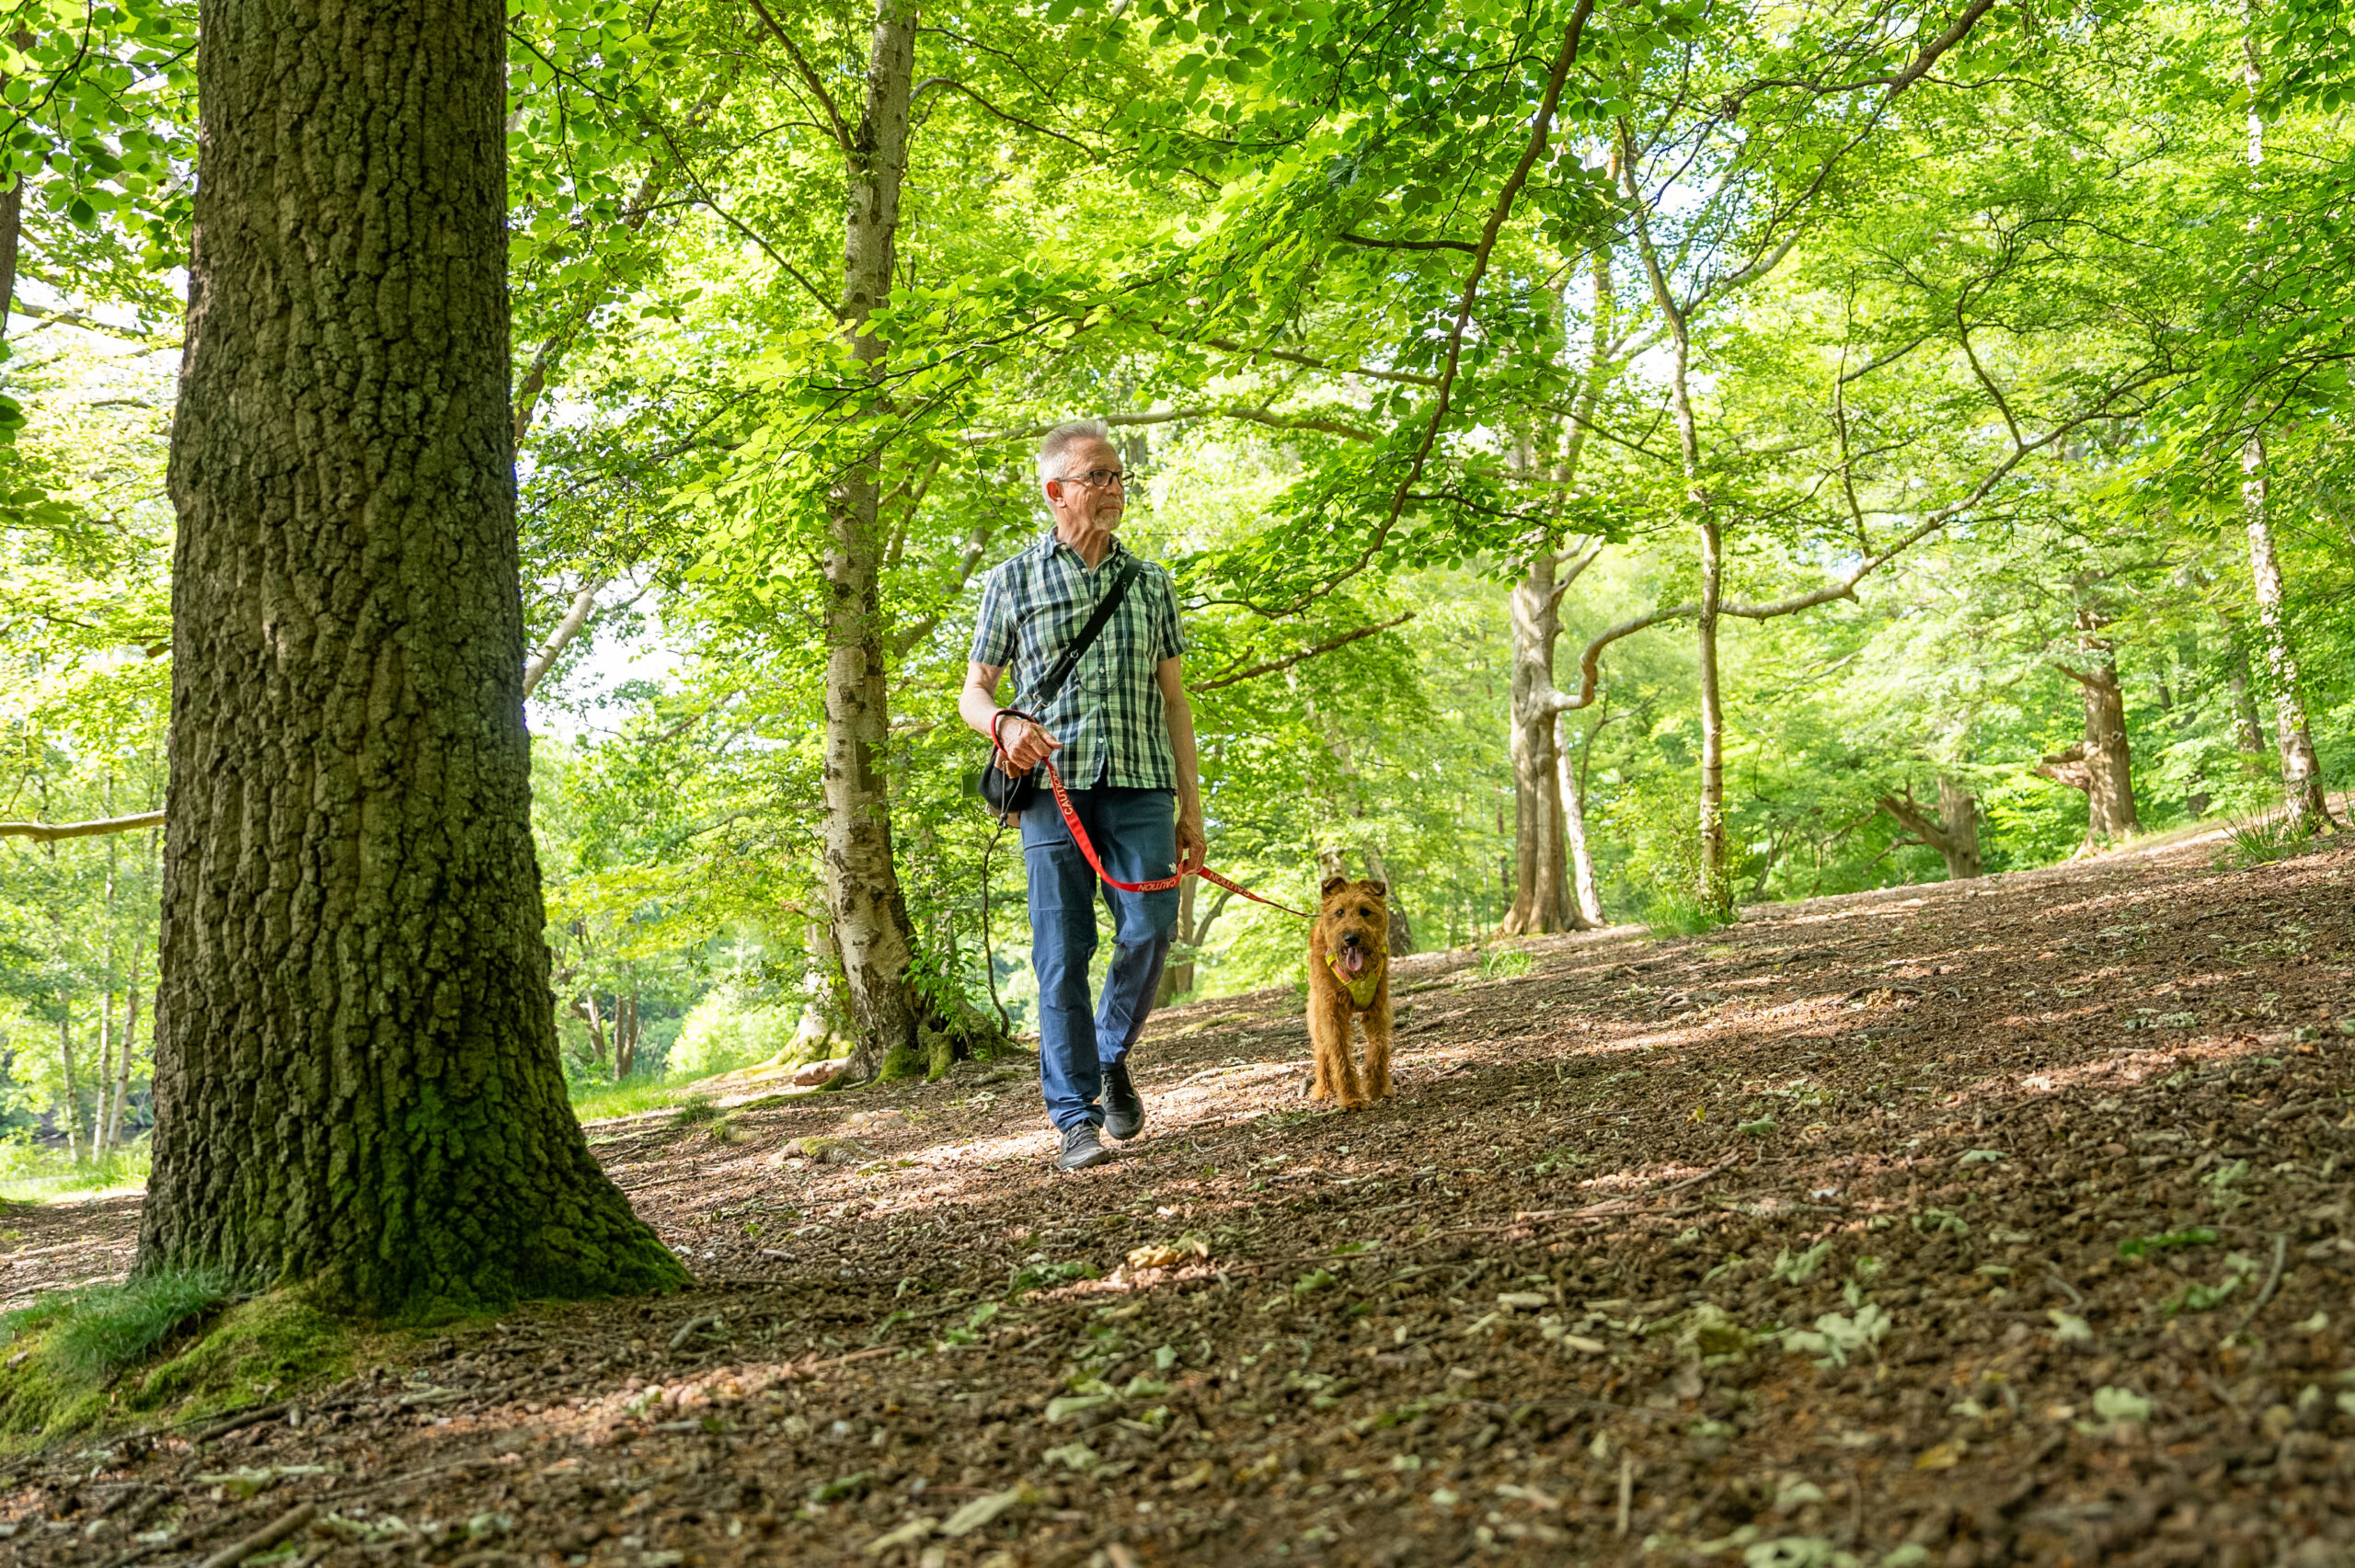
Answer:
[{"left": 6, "top": 830, "right": 2355, "bottom": 1568}]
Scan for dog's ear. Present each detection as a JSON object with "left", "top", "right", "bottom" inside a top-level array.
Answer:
[
  {"left": 1320, "top": 875, "right": 1350, "bottom": 898},
  {"left": 1364, "top": 880, "right": 1388, "bottom": 898}
]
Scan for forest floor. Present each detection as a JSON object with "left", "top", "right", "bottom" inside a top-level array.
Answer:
[{"left": 6, "top": 826, "right": 2355, "bottom": 1568}]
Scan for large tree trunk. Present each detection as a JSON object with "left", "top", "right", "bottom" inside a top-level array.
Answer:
[
  {"left": 822, "top": 0, "right": 931, "bottom": 1085},
  {"left": 140, "top": 0, "right": 683, "bottom": 1315},
  {"left": 2240, "top": 436, "right": 2332, "bottom": 831}
]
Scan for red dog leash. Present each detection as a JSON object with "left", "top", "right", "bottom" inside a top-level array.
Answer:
[{"left": 992, "top": 709, "right": 1311, "bottom": 920}]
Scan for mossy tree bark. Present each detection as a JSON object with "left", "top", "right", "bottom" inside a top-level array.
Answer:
[{"left": 139, "top": 0, "right": 686, "bottom": 1316}]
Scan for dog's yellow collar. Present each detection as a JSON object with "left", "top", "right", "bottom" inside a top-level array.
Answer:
[{"left": 1326, "top": 947, "right": 1386, "bottom": 1007}]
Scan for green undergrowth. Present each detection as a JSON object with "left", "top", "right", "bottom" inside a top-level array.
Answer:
[
  {"left": 0, "top": 1141, "right": 151, "bottom": 1203},
  {"left": 570, "top": 1065, "right": 750, "bottom": 1123},
  {"left": 0, "top": 1278, "right": 362, "bottom": 1448}
]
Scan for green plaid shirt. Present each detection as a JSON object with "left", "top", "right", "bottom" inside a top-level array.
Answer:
[{"left": 971, "top": 529, "right": 1186, "bottom": 791}]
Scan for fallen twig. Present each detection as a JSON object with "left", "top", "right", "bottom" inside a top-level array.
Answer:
[
  {"left": 667, "top": 1313, "right": 722, "bottom": 1349},
  {"left": 194, "top": 1502, "right": 316, "bottom": 1568},
  {"left": 2229, "top": 1233, "right": 2289, "bottom": 1337}
]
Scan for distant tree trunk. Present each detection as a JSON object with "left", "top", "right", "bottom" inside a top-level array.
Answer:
[
  {"left": 2236, "top": 31, "right": 2332, "bottom": 831},
  {"left": 1876, "top": 777, "right": 1983, "bottom": 880},
  {"left": 2041, "top": 620, "right": 2139, "bottom": 853},
  {"left": 1156, "top": 878, "right": 1198, "bottom": 1006},
  {"left": 93, "top": 824, "right": 119, "bottom": 1159},
  {"left": 1936, "top": 776, "right": 1982, "bottom": 877},
  {"left": 57, "top": 1011, "right": 80, "bottom": 1162},
  {"left": 1556, "top": 709, "right": 1607, "bottom": 926},
  {"left": 140, "top": 0, "right": 683, "bottom": 1314},
  {"left": 1622, "top": 156, "right": 1730, "bottom": 917},
  {"left": 2240, "top": 436, "right": 2333, "bottom": 831},
  {"left": 93, "top": 990, "right": 114, "bottom": 1161},
  {"left": 2224, "top": 634, "right": 2268, "bottom": 755},
  {"left": 1504, "top": 550, "right": 1573, "bottom": 934},
  {"left": 1155, "top": 878, "right": 1235, "bottom": 1006},
  {"left": 109, "top": 933, "right": 143, "bottom": 1147},
  {"left": 1360, "top": 844, "right": 1416, "bottom": 956},
  {"left": 616, "top": 993, "right": 640, "bottom": 1080},
  {"left": 576, "top": 991, "right": 611, "bottom": 1071}
]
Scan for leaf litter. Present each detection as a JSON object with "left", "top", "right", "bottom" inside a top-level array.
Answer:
[{"left": 5, "top": 835, "right": 2355, "bottom": 1565}]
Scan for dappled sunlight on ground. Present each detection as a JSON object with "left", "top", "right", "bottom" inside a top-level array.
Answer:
[{"left": 8, "top": 832, "right": 2355, "bottom": 1566}]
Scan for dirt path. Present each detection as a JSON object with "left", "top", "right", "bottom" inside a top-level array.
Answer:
[{"left": 7, "top": 832, "right": 2354, "bottom": 1567}]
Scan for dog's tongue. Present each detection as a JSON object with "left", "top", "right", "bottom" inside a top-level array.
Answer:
[{"left": 1342, "top": 948, "right": 1368, "bottom": 977}]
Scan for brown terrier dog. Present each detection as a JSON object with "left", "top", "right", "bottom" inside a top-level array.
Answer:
[{"left": 1306, "top": 876, "right": 1394, "bottom": 1110}]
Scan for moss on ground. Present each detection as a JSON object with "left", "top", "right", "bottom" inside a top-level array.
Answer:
[{"left": 0, "top": 1288, "right": 364, "bottom": 1448}]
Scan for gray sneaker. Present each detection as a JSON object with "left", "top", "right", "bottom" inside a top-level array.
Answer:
[
  {"left": 1103, "top": 1060, "right": 1145, "bottom": 1140},
  {"left": 1055, "top": 1122, "right": 1112, "bottom": 1172}
]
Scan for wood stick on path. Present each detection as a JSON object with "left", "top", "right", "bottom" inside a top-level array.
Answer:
[{"left": 195, "top": 1503, "right": 316, "bottom": 1568}]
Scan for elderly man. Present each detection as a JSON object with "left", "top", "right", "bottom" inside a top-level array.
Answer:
[{"left": 959, "top": 418, "right": 1207, "bottom": 1172}]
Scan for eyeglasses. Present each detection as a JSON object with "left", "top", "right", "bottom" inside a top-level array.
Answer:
[{"left": 1054, "top": 467, "right": 1127, "bottom": 491}]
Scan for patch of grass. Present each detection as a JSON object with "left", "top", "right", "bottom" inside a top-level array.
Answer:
[
  {"left": 1476, "top": 945, "right": 1534, "bottom": 981},
  {"left": 671, "top": 1096, "right": 724, "bottom": 1127},
  {"left": 1645, "top": 889, "right": 1737, "bottom": 938},
  {"left": 2220, "top": 813, "right": 2337, "bottom": 868},
  {"left": 2, "top": 1268, "right": 234, "bottom": 1382},
  {"left": 0, "top": 1141, "right": 151, "bottom": 1203},
  {"left": 0, "top": 1282, "right": 360, "bottom": 1447},
  {"left": 571, "top": 1068, "right": 746, "bottom": 1123}
]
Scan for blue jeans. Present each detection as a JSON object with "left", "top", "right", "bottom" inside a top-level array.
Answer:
[{"left": 1020, "top": 784, "right": 1178, "bottom": 1132}]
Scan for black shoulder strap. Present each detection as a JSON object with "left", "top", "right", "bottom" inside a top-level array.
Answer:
[{"left": 1027, "top": 555, "right": 1144, "bottom": 708}]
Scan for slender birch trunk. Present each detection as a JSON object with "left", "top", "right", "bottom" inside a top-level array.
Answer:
[
  {"left": 1556, "top": 711, "right": 1607, "bottom": 924},
  {"left": 2239, "top": 437, "right": 2331, "bottom": 830},
  {"left": 822, "top": 0, "right": 928, "bottom": 1083},
  {"left": 2238, "top": 18, "right": 2332, "bottom": 830}
]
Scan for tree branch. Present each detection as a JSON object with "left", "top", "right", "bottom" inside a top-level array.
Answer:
[
  {"left": 1193, "top": 612, "right": 1416, "bottom": 692},
  {"left": 747, "top": 0, "right": 852, "bottom": 153},
  {"left": 909, "top": 76, "right": 1092, "bottom": 155},
  {"left": 0, "top": 810, "right": 164, "bottom": 841},
  {"left": 1338, "top": 229, "right": 1478, "bottom": 255}
]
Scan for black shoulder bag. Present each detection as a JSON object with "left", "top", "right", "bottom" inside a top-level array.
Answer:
[{"left": 971, "top": 555, "right": 1143, "bottom": 822}]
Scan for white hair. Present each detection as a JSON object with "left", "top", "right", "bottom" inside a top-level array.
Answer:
[{"left": 1037, "top": 418, "right": 1113, "bottom": 491}]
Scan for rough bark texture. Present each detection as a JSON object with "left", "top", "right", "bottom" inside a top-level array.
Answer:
[
  {"left": 822, "top": 0, "right": 928, "bottom": 1086},
  {"left": 143, "top": 0, "right": 684, "bottom": 1316},
  {"left": 1877, "top": 778, "right": 1982, "bottom": 881},
  {"left": 2241, "top": 438, "right": 2332, "bottom": 831}
]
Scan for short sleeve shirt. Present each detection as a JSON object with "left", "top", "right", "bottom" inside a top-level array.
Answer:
[{"left": 970, "top": 529, "right": 1186, "bottom": 791}]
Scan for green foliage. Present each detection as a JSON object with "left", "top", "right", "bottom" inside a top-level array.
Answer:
[
  {"left": 2118, "top": 1228, "right": 2218, "bottom": 1260},
  {"left": 0, "top": 1139, "right": 148, "bottom": 1202}
]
